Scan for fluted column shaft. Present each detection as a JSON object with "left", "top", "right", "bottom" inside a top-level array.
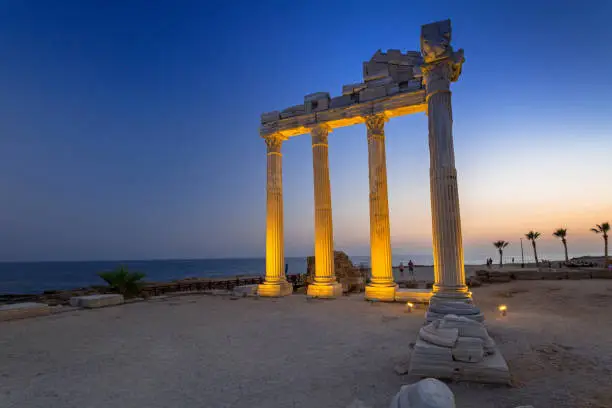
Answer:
[
  {"left": 264, "top": 134, "right": 287, "bottom": 284},
  {"left": 311, "top": 124, "right": 335, "bottom": 284},
  {"left": 424, "top": 60, "right": 469, "bottom": 299},
  {"left": 365, "top": 114, "right": 394, "bottom": 287}
]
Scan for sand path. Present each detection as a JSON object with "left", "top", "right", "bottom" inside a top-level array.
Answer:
[{"left": 1, "top": 280, "right": 612, "bottom": 407}]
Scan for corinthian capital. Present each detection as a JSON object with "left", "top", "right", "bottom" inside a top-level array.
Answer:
[
  {"left": 365, "top": 113, "right": 388, "bottom": 142},
  {"left": 264, "top": 133, "right": 285, "bottom": 154},
  {"left": 311, "top": 124, "right": 332, "bottom": 146},
  {"left": 420, "top": 19, "right": 464, "bottom": 84}
]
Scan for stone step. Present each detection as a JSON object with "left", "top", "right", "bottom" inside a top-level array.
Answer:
[{"left": 70, "top": 294, "right": 124, "bottom": 309}]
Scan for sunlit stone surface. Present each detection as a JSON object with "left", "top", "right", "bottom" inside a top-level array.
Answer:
[
  {"left": 364, "top": 113, "right": 397, "bottom": 301},
  {"left": 259, "top": 134, "right": 293, "bottom": 297},
  {"left": 307, "top": 124, "right": 342, "bottom": 298}
]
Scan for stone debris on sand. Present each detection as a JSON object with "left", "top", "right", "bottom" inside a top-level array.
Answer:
[
  {"left": 389, "top": 378, "right": 455, "bottom": 408},
  {"left": 409, "top": 315, "right": 511, "bottom": 385},
  {"left": 69, "top": 294, "right": 124, "bottom": 309}
]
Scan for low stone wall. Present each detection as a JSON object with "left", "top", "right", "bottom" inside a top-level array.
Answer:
[
  {"left": 473, "top": 268, "right": 612, "bottom": 285},
  {"left": 0, "top": 302, "right": 50, "bottom": 321}
]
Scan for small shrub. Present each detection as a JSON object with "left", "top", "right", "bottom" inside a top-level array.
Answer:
[{"left": 98, "top": 266, "right": 146, "bottom": 297}]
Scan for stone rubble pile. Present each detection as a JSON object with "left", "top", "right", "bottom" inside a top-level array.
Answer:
[
  {"left": 408, "top": 315, "right": 510, "bottom": 384},
  {"left": 388, "top": 378, "right": 532, "bottom": 408},
  {"left": 307, "top": 251, "right": 365, "bottom": 292}
]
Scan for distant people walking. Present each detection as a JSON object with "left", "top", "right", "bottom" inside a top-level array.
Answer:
[
  {"left": 399, "top": 262, "right": 405, "bottom": 279},
  {"left": 408, "top": 260, "right": 415, "bottom": 280}
]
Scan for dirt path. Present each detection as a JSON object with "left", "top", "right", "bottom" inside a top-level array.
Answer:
[{"left": 1, "top": 280, "right": 611, "bottom": 407}]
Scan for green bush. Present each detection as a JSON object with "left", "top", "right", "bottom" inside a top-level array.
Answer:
[{"left": 98, "top": 266, "right": 146, "bottom": 297}]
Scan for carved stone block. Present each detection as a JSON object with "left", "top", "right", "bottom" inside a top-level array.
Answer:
[
  {"left": 359, "top": 86, "right": 387, "bottom": 102},
  {"left": 330, "top": 95, "right": 354, "bottom": 109},
  {"left": 280, "top": 104, "right": 306, "bottom": 119},
  {"left": 342, "top": 83, "right": 366, "bottom": 96},
  {"left": 366, "top": 76, "right": 393, "bottom": 88},
  {"left": 261, "top": 111, "right": 280, "bottom": 124}
]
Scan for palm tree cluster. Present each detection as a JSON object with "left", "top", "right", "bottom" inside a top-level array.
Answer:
[{"left": 491, "top": 221, "right": 610, "bottom": 267}]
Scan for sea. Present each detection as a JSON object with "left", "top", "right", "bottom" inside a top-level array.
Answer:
[{"left": 0, "top": 255, "right": 439, "bottom": 295}]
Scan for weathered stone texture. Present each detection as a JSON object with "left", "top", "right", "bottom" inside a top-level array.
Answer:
[
  {"left": 389, "top": 378, "right": 455, "bottom": 408},
  {"left": 409, "top": 315, "right": 510, "bottom": 384},
  {"left": 70, "top": 294, "right": 124, "bottom": 309}
]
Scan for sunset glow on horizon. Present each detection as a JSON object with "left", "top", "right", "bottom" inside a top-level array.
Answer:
[{"left": 0, "top": 1, "right": 609, "bottom": 262}]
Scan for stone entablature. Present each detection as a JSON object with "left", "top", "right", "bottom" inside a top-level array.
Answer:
[{"left": 260, "top": 49, "right": 427, "bottom": 138}]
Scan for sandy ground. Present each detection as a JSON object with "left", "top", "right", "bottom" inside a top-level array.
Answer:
[{"left": 1, "top": 280, "right": 612, "bottom": 408}]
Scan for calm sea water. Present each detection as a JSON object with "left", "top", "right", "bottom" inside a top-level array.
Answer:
[{"left": 0, "top": 255, "right": 439, "bottom": 295}]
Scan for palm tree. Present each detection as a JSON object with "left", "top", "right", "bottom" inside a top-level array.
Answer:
[
  {"left": 553, "top": 228, "right": 569, "bottom": 262},
  {"left": 493, "top": 240, "right": 509, "bottom": 268},
  {"left": 525, "top": 231, "right": 541, "bottom": 266},
  {"left": 590, "top": 222, "right": 610, "bottom": 266}
]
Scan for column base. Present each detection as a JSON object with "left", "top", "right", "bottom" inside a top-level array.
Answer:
[
  {"left": 365, "top": 284, "right": 397, "bottom": 302},
  {"left": 307, "top": 282, "right": 343, "bottom": 298},
  {"left": 258, "top": 280, "right": 293, "bottom": 297},
  {"left": 425, "top": 292, "right": 484, "bottom": 323}
]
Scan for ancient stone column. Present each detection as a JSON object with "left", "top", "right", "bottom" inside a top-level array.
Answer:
[
  {"left": 421, "top": 19, "right": 482, "bottom": 321},
  {"left": 258, "top": 133, "right": 293, "bottom": 297},
  {"left": 307, "top": 124, "right": 342, "bottom": 298},
  {"left": 364, "top": 113, "right": 397, "bottom": 301}
]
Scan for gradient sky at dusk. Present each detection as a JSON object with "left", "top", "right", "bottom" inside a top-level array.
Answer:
[{"left": 0, "top": 1, "right": 610, "bottom": 262}]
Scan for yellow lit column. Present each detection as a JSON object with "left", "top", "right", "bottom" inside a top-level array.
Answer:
[
  {"left": 364, "top": 113, "right": 397, "bottom": 301},
  {"left": 258, "top": 133, "right": 293, "bottom": 297},
  {"left": 307, "top": 124, "right": 342, "bottom": 298}
]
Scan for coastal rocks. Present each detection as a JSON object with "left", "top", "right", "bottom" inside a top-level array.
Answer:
[
  {"left": 70, "top": 294, "right": 124, "bottom": 309},
  {"left": 0, "top": 302, "right": 51, "bottom": 321},
  {"left": 408, "top": 315, "right": 510, "bottom": 384},
  {"left": 389, "top": 378, "right": 455, "bottom": 408}
]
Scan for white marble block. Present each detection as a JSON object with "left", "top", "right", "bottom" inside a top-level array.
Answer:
[
  {"left": 409, "top": 315, "right": 510, "bottom": 384},
  {"left": 70, "top": 294, "right": 124, "bottom": 309},
  {"left": 390, "top": 378, "right": 455, "bottom": 408},
  {"left": 0, "top": 302, "right": 50, "bottom": 321}
]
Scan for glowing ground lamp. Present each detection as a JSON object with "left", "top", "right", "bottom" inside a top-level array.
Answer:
[{"left": 498, "top": 304, "right": 508, "bottom": 316}]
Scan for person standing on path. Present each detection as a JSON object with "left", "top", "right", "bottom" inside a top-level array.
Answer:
[
  {"left": 408, "top": 260, "right": 415, "bottom": 280},
  {"left": 399, "top": 262, "right": 405, "bottom": 280}
]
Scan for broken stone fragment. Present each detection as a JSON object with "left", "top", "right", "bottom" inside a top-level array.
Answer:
[
  {"left": 342, "top": 83, "right": 366, "bottom": 96},
  {"left": 330, "top": 95, "right": 355, "bottom": 109},
  {"left": 439, "top": 314, "right": 496, "bottom": 353},
  {"left": 389, "top": 378, "right": 455, "bottom": 408},
  {"left": 451, "top": 337, "right": 484, "bottom": 363},
  {"left": 419, "top": 320, "right": 459, "bottom": 347},
  {"left": 359, "top": 86, "right": 387, "bottom": 102},
  {"left": 260, "top": 111, "right": 280, "bottom": 124}
]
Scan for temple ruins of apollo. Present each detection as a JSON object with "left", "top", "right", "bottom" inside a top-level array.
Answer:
[{"left": 258, "top": 19, "right": 482, "bottom": 321}]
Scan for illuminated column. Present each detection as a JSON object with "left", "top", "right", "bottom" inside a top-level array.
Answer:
[
  {"left": 364, "top": 113, "right": 397, "bottom": 301},
  {"left": 258, "top": 133, "right": 293, "bottom": 297},
  {"left": 307, "top": 124, "right": 342, "bottom": 298},
  {"left": 421, "top": 20, "right": 482, "bottom": 321}
]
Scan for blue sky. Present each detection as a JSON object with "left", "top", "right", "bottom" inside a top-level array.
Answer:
[{"left": 0, "top": 1, "right": 610, "bottom": 261}]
